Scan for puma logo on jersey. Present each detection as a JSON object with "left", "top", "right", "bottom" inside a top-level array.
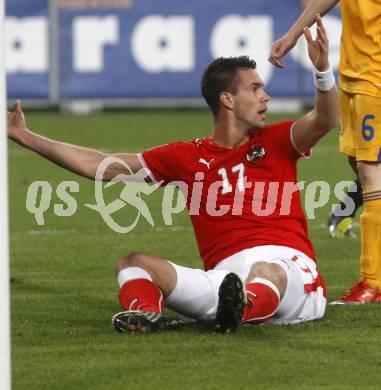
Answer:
[{"left": 198, "top": 158, "right": 215, "bottom": 169}]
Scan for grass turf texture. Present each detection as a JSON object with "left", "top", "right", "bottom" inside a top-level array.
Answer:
[{"left": 9, "top": 110, "right": 381, "bottom": 389}]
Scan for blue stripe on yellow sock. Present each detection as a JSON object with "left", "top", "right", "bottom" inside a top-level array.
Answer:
[
  {"left": 362, "top": 190, "right": 381, "bottom": 203},
  {"left": 363, "top": 190, "right": 381, "bottom": 196}
]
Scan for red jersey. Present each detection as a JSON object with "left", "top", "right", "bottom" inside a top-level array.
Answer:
[{"left": 139, "top": 120, "right": 316, "bottom": 271}]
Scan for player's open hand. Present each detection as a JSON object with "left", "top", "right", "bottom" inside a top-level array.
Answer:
[
  {"left": 7, "top": 100, "right": 27, "bottom": 143},
  {"left": 268, "top": 32, "right": 297, "bottom": 68},
  {"left": 304, "top": 14, "right": 329, "bottom": 71}
]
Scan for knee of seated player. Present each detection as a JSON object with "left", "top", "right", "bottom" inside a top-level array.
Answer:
[
  {"left": 357, "top": 161, "right": 381, "bottom": 192},
  {"left": 115, "top": 252, "right": 177, "bottom": 297},
  {"left": 247, "top": 261, "right": 287, "bottom": 298},
  {"left": 115, "top": 252, "right": 148, "bottom": 273}
]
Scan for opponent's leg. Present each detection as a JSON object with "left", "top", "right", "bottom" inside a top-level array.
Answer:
[
  {"left": 358, "top": 161, "right": 381, "bottom": 291},
  {"left": 333, "top": 92, "right": 381, "bottom": 303},
  {"left": 359, "top": 195, "right": 381, "bottom": 292},
  {"left": 333, "top": 162, "right": 381, "bottom": 303}
]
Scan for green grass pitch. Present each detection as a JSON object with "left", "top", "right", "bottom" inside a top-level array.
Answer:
[{"left": 9, "top": 109, "right": 381, "bottom": 389}]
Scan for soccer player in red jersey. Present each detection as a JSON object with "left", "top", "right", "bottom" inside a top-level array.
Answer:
[{"left": 8, "top": 16, "right": 338, "bottom": 333}]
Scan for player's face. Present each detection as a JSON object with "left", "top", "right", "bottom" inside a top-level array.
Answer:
[{"left": 231, "top": 68, "right": 270, "bottom": 129}]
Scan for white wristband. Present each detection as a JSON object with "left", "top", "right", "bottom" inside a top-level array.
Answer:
[{"left": 312, "top": 65, "right": 336, "bottom": 91}]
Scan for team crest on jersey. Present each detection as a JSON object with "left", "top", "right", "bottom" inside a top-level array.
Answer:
[{"left": 246, "top": 145, "right": 266, "bottom": 163}]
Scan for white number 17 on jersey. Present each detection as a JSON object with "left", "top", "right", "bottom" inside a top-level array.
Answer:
[{"left": 217, "top": 163, "right": 245, "bottom": 194}]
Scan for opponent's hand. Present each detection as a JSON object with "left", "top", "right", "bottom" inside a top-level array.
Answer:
[
  {"left": 268, "top": 32, "right": 297, "bottom": 68},
  {"left": 7, "top": 100, "right": 28, "bottom": 143},
  {"left": 304, "top": 14, "right": 329, "bottom": 71}
]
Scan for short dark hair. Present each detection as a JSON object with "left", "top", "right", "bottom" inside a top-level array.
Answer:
[{"left": 201, "top": 56, "right": 257, "bottom": 116}]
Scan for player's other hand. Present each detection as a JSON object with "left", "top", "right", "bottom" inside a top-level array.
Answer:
[
  {"left": 268, "top": 32, "right": 297, "bottom": 68},
  {"left": 7, "top": 100, "right": 28, "bottom": 143},
  {"left": 304, "top": 14, "right": 329, "bottom": 71}
]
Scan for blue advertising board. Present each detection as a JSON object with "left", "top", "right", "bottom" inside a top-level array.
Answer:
[
  {"left": 6, "top": 0, "right": 341, "bottom": 102},
  {"left": 6, "top": 0, "right": 49, "bottom": 100}
]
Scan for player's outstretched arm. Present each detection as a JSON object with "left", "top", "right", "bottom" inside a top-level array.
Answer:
[
  {"left": 7, "top": 101, "right": 143, "bottom": 181},
  {"left": 269, "top": 0, "right": 338, "bottom": 68},
  {"left": 292, "top": 14, "right": 338, "bottom": 153}
]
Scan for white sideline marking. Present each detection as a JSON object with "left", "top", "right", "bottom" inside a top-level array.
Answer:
[
  {"left": 26, "top": 229, "right": 79, "bottom": 236},
  {"left": 22, "top": 225, "right": 194, "bottom": 236},
  {"left": 154, "top": 226, "right": 193, "bottom": 232},
  {"left": 16, "top": 223, "right": 358, "bottom": 236}
]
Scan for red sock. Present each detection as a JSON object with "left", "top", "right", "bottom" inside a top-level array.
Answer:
[
  {"left": 118, "top": 278, "right": 164, "bottom": 313},
  {"left": 243, "top": 278, "right": 280, "bottom": 324}
]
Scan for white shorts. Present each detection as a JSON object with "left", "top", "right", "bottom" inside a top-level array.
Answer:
[{"left": 165, "top": 245, "right": 326, "bottom": 325}]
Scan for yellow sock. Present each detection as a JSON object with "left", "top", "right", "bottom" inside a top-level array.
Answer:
[{"left": 360, "top": 192, "right": 381, "bottom": 290}]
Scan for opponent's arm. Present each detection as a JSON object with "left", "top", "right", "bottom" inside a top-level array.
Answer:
[
  {"left": 269, "top": 0, "right": 338, "bottom": 68},
  {"left": 292, "top": 14, "right": 338, "bottom": 153},
  {"left": 7, "top": 101, "right": 143, "bottom": 181}
]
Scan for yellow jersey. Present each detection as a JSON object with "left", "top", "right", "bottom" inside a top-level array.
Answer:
[{"left": 339, "top": 0, "right": 381, "bottom": 97}]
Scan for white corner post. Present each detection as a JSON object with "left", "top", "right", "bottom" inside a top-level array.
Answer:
[{"left": 0, "top": 0, "right": 11, "bottom": 388}]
